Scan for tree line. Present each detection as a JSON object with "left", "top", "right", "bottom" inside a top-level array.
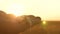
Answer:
[{"left": 0, "top": 10, "right": 41, "bottom": 34}]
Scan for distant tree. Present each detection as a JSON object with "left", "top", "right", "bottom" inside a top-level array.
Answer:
[
  {"left": 6, "top": 14, "right": 16, "bottom": 21},
  {"left": 19, "top": 17, "right": 43, "bottom": 34},
  {"left": 0, "top": 11, "right": 18, "bottom": 34},
  {"left": 0, "top": 10, "right": 6, "bottom": 16},
  {"left": 0, "top": 10, "right": 6, "bottom": 14},
  {"left": 16, "top": 15, "right": 41, "bottom": 33},
  {"left": 0, "top": 11, "right": 41, "bottom": 34},
  {"left": 0, "top": 10, "right": 7, "bottom": 23},
  {"left": 2, "top": 14, "right": 18, "bottom": 34},
  {"left": 0, "top": 10, "right": 7, "bottom": 34}
]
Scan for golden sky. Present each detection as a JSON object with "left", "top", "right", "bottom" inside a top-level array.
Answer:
[{"left": 0, "top": 0, "right": 60, "bottom": 21}]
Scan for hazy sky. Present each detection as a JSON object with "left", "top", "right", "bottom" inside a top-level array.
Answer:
[{"left": 0, "top": 0, "right": 60, "bottom": 21}]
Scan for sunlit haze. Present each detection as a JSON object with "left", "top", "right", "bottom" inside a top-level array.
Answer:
[
  {"left": 0, "top": 0, "right": 60, "bottom": 21},
  {"left": 6, "top": 4, "right": 25, "bottom": 16}
]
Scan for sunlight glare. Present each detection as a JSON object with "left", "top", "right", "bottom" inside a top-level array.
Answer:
[
  {"left": 42, "top": 21, "right": 46, "bottom": 24},
  {"left": 6, "top": 4, "right": 25, "bottom": 17}
]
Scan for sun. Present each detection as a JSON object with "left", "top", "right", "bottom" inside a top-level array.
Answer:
[
  {"left": 5, "top": 4, "right": 25, "bottom": 17},
  {"left": 42, "top": 20, "right": 46, "bottom": 24}
]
